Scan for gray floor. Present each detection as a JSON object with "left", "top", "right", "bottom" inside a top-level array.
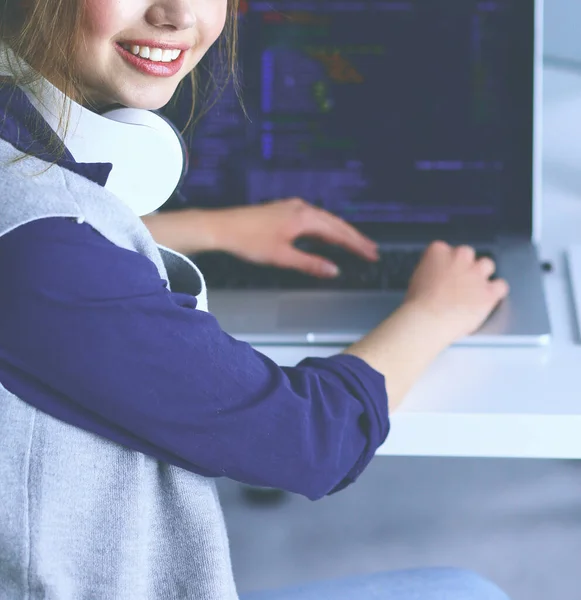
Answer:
[{"left": 217, "top": 458, "right": 581, "bottom": 599}]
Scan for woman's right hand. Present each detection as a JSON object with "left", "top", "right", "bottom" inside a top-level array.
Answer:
[
  {"left": 344, "top": 241, "right": 509, "bottom": 410},
  {"left": 404, "top": 241, "right": 509, "bottom": 345}
]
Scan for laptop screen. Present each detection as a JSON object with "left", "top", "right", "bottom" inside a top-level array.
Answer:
[{"left": 165, "top": 0, "right": 536, "bottom": 240}]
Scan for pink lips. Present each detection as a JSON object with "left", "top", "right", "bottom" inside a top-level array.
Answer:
[{"left": 115, "top": 43, "right": 187, "bottom": 77}]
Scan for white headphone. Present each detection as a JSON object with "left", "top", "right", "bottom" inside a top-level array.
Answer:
[
  {"left": 76, "top": 105, "right": 187, "bottom": 216},
  {"left": 0, "top": 43, "right": 187, "bottom": 216},
  {"left": 29, "top": 92, "right": 187, "bottom": 216}
]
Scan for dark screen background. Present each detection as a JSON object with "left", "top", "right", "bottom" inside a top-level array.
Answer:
[{"left": 162, "top": 0, "right": 535, "bottom": 239}]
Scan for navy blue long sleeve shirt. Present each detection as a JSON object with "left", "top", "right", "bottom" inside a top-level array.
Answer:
[{"left": 0, "top": 82, "right": 390, "bottom": 500}]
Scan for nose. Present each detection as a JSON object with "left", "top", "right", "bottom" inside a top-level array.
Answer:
[{"left": 146, "top": 0, "right": 196, "bottom": 31}]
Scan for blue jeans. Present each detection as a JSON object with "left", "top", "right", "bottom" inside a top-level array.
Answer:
[{"left": 241, "top": 568, "right": 510, "bottom": 600}]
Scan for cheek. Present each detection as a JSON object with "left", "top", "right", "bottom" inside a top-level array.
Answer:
[
  {"left": 82, "top": 0, "right": 124, "bottom": 38},
  {"left": 199, "top": 0, "right": 229, "bottom": 45}
]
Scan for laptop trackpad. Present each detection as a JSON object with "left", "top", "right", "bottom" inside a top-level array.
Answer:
[{"left": 278, "top": 293, "right": 402, "bottom": 333}]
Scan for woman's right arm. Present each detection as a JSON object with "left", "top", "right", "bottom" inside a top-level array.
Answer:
[{"left": 0, "top": 220, "right": 505, "bottom": 499}]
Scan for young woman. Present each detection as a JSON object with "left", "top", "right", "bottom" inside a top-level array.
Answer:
[{"left": 0, "top": 1, "right": 510, "bottom": 599}]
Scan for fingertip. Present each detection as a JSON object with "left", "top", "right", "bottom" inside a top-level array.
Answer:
[
  {"left": 368, "top": 248, "right": 380, "bottom": 261},
  {"left": 430, "top": 239, "right": 448, "bottom": 250},
  {"left": 321, "top": 262, "right": 340, "bottom": 278},
  {"left": 494, "top": 278, "right": 510, "bottom": 298},
  {"left": 456, "top": 245, "right": 476, "bottom": 261},
  {"left": 427, "top": 240, "right": 450, "bottom": 257}
]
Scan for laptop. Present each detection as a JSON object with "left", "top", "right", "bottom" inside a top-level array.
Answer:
[{"left": 177, "top": 0, "right": 551, "bottom": 346}]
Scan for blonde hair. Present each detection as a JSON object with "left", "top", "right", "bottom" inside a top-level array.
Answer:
[{"left": 0, "top": 0, "right": 240, "bottom": 151}]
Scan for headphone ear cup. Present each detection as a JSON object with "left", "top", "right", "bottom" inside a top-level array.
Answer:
[
  {"left": 153, "top": 111, "right": 189, "bottom": 194},
  {"left": 99, "top": 108, "right": 186, "bottom": 215}
]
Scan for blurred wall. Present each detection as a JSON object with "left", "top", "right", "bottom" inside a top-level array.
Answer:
[{"left": 544, "top": 0, "right": 581, "bottom": 63}]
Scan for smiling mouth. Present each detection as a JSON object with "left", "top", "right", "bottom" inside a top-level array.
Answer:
[{"left": 119, "top": 43, "right": 183, "bottom": 63}]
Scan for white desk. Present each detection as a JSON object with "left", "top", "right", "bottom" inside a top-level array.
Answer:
[{"left": 256, "top": 67, "right": 581, "bottom": 460}]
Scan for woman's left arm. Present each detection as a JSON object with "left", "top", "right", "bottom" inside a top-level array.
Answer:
[
  {"left": 142, "top": 208, "right": 223, "bottom": 255},
  {"left": 143, "top": 198, "right": 379, "bottom": 277}
]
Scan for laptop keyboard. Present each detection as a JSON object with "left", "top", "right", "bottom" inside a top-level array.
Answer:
[{"left": 194, "top": 244, "right": 495, "bottom": 292}]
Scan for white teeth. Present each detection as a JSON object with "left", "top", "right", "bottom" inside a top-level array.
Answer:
[
  {"left": 121, "top": 43, "right": 183, "bottom": 62},
  {"left": 149, "top": 48, "right": 163, "bottom": 62}
]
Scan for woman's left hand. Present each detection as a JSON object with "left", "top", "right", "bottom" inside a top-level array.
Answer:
[{"left": 217, "top": 197, "right": 379, "bottom": 278}]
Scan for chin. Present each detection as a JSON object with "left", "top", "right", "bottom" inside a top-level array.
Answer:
[{"left": 116, "top": 86, "right": 177, "bottom": 111}]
